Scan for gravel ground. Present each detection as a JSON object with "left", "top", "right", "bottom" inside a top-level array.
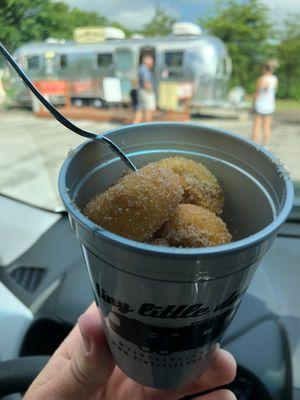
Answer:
[{"left": 0, "top": 108, "right": 299, "bottom": 211}]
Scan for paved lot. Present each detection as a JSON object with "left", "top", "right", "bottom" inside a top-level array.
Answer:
[{"left": 0, "top": 108, "right": 299, "bottom": 211}]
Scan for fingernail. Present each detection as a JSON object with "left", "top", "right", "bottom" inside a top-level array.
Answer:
[
  {"left": 215, "top": 342, "right": 220, "bottom": 349},
  {"left": 78, "top": 317, "right": 92, "bottom": 353}
]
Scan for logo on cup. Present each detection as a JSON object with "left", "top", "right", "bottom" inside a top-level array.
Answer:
[
  {"left": 97, "top": 283, "right": 244, "bottom": 355},
  {"left": 108, "top": 308, "right": 234, "bottom": 354}
]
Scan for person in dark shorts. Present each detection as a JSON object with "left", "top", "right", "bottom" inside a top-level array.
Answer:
[{"left": 130, "top": 80, "right": 139, "bottom": 111}]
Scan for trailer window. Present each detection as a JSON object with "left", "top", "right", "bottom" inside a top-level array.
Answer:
[
  {"left": 97, "top": 53, "right": 113, "bottom": 68},
  {"left": 217, "top": 58, "right": 227, "bottom": 77},
  {"left": 164, "top": 51, "right": 184, "bottom": 68},
  {"left": 27, "top": 55, "right": 40, "bottom": 70},
  {"left": 115, "top": 49, "right": 133, "bottom": 72},
  {"left": 60, "top": 55, "right": 68, "bottom": 69}
]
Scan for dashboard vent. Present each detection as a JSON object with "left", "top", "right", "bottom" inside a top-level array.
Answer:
[{"left": 10, "top": 267, "right": 46, "bottom": 292}]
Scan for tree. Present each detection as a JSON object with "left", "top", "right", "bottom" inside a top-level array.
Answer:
[
  {"left": 275, "top": 14, "right": 300, "bottom": 99},
  {"left": 199, "top": 0, "right": 273, "bottom": 93},
  {"left": 1, "top": 0, "right": 69, "bottom": 50},
  {"left": 0, "top": 0, "right": 123, "bottom": 51},
  {"left": 142, "top": 7, "right": 176, "bottom": 37}
]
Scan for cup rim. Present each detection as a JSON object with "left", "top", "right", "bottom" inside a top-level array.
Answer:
[{"left": 59, "top": 122, "right": 294, "bottom": 257}]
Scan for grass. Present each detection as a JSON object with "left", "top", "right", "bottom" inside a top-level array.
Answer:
[
  {"left": 245, "top": 95, "right": 300, "bottom": 111},
  {"left": 276, "top": 99, "right": 300, "bottom": 111}
]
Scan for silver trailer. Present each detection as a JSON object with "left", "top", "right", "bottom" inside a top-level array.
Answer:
[{"left": 4, "top": 32, "right": 231, "bottom": 111}]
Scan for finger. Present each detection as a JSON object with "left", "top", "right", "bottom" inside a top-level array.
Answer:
[
  {"left": 26, "top": 310, "right": 115, "bottom": 400},
  {"left": 53, "top": 302, "right": 101, "bottom": 359},
  {"left": 195, "top": 389, "right": 237, "bottom": 400},
  {"left": 140, "top": 348, "right": 236, "bottom": 400},
  {"left": 179, "top": 348, "right": 237, "bottom": 396},
  {"left": 66, "top": 311, "right": 116, "bottom": 398},
  {"left": 118, "top": 348, "right": 237, "bottom": 400}
]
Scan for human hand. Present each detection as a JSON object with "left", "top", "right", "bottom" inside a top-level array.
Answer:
[{"left": 24, "top": 303, "right": 236, "bottom": 400}]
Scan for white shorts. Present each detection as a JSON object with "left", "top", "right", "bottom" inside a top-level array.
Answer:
[{"left": 138, "top": 89, "right": 156, "bottom": 111}]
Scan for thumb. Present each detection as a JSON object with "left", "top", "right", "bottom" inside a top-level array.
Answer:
[
  {"left": 66, "top": 312, "right": 116, "bottom": 398},
  {"left": 24, "top": 309, "right": 115, "bottom": 400}
]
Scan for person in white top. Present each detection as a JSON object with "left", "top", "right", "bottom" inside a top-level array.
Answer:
[{"left": 252, "top": 61, "right": 278, "bottom": 147}]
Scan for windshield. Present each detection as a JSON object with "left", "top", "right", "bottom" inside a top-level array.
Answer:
[{"left": 0, "top": 1, "right": 299, "bottom": 213}]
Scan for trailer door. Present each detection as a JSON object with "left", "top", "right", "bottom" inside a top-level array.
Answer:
[
  {"left": 114, "top": 48, "right": 134, "bottom": 102},
  {"left": 215, "top": 57, "right": 231, "bottom": 101},
  {"left": 139, "top": 46, "right": 156, "bottom": 86},
  {"left": 139, "top": 46, "right": 156, "bottom": 66}
]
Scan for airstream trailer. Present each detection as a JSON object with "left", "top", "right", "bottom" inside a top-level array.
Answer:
[{"left": 5, "top": 23, "right": 232, "bottom": 112}]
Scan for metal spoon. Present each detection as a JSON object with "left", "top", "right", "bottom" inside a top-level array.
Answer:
[{"left": 0, "top": 43, "right": 137, "bottom": 172}]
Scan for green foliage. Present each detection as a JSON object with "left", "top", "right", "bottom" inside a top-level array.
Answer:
[
  {"left": 275, "top": 14, "right": 300, "bottom": 99},
  {"left": 142, "top": 7, "right": 176, "bottom": 37},
  {"left": 0, "top": 0, "right": 122, "bottom": 51},
  {"left": 199, "top": 0, "right": 273, "bottom": 93},
  {"left": 199, "top": 0, "right": 300, "bottom": 99},
  {"left": 0, "top": 1, "right": 174, "bottom": 51},
  {"left": 66, "top": 8, "right": 109, "bottom": 30}
]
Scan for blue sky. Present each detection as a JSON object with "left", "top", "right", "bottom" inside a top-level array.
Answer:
[{"left": 61, "top": 0, "right": 299, "bottom": 30}]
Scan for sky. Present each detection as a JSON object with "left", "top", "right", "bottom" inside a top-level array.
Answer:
[{"left": 61, "top": 0, "right": 300, "bottom": 30}]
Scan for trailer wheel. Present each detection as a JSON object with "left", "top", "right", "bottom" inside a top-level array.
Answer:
[
  {"left": 93, "top": 99, "right": 102, "bottom": 108},
  {"left": 74, "top": 99, "right": 83, "bottom": 107}
]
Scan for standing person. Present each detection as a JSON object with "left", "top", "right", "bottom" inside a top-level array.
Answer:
[
  {"left": 252, "top": 60, "right": 278, "bottom": 147},
  {"left": 133, "top": 55, "right": 156, "bottom": 123}
]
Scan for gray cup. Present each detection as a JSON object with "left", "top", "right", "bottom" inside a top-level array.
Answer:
[{"left": 59, "top": 122, "right": 294, "bottom": 389}]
